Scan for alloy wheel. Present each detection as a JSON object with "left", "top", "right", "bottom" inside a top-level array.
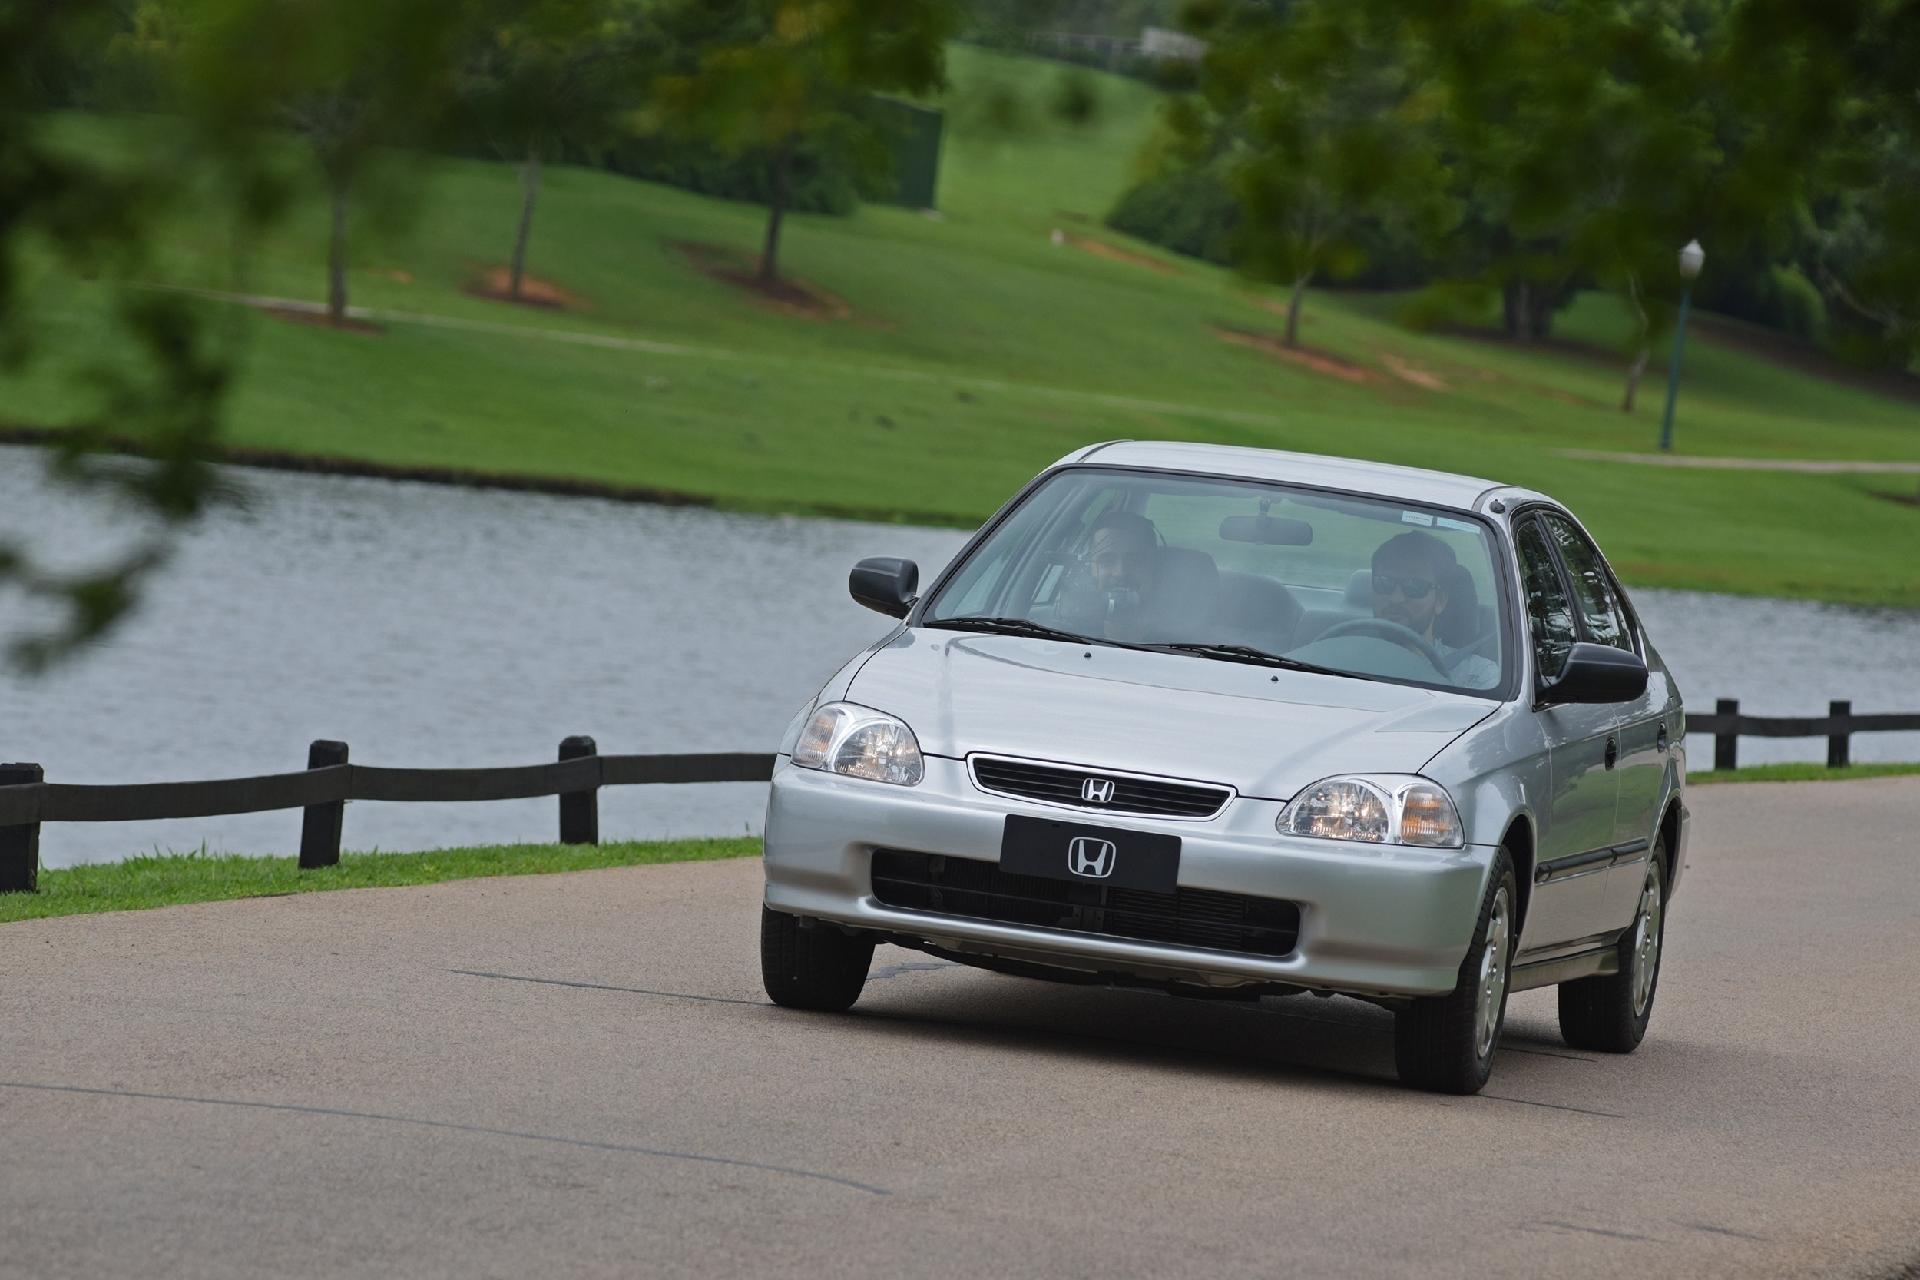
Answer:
[
  {"left": 1474, "top": 885, "right": 1512, "bottom": 1059},
  {"left": 1631, "top": 868, "right": 1664, "bottom": 1018}
]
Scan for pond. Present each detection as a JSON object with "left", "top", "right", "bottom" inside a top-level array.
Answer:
[{"left": 3, "top": 446, "right": 1916, "bottom": 868}]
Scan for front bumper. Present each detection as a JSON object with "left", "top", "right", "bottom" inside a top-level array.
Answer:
[{"left": 762, "top": 757, "right": 1496, "bottom": 998}]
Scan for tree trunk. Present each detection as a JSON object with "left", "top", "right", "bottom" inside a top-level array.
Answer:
[
  {"left": 1513, "top": 278, "right": 1533, "bottom": 342},
  {"left": 1284, "top": 274, "right": 1310, "bottom": 349},
  {"left": 509, "top": 147, "right": 542, "bottom": 301},
  {"left": 1528, "top": 280, "right": 1562, "bottom": 339},
  {"left": 758, "top": 140, "right": 794, "bottom": 285},
  {"left": 1622, "top": 347, "right": 1650, "bottom": 412},
  {"left": 326, "top": 171, "right": 351, "bottom": 326},
  {"left": 1621, "top": 272, "right": 1649, "bottom": 413}
]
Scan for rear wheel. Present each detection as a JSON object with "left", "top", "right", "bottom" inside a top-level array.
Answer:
[
  {"left": 1394, "top": 850, "right": 1516, "bottom": 1095},
  {"left": 1558, "top": 841, "right": 1667, "bottom": 1053},
  {"left": 760, "top": 907, "right": 874, "bottom": 1012}
]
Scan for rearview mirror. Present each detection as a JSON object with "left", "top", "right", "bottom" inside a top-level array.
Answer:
[
  {"left": 1539, "top": 642, "right": 1648, "bottom": 706},
  {"left": 849, "top": 557, "right": 918, "bottom": 618},
  {"left": 1219, "top": 514, "right": 1314, "bottom": 546}
]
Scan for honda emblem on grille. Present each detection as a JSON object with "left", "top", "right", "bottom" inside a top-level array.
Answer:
[
  {"left": 1080, "top": 777, "right": 1116, "bottom": 805},
  {"left": 1067, "top": 837, "right": 1116, "bottom": 879}
]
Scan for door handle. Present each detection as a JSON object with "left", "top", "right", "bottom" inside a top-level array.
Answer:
[
  {"left": 1605, "top": 735, "right": 1619, "bottom": 770},
  {"left": 1656, "top": 725, "right": 1669, "bottom": 754}
]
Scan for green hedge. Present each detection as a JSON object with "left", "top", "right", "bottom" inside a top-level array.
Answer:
[
  {"left": 563, "top": 134, "right": 876, "bottom": 216},
  {"left": 1106, "top": 167, "right": 1238, "bottom": 265},
  {"left": 1105, "top": 166, "right": 1438, "bottom": 288}
]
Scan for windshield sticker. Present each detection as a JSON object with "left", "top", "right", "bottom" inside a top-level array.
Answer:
[
  {"left": 1400, "top": 511, "right": 1435, "bottom": 526},
  {"left": 1436, "top": 516, "right": 1476, "bottom": 532}
]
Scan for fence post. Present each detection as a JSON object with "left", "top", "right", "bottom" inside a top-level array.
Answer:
[
  {"left": 1827, "top": 700, "right": 1852, "bottom": 769},
  {"left": 1714, "top": 699, "right": 1739, "bottom": 771},
  {"left": 298, "top": 740, "right": 349, "bottom": 870},
  {"left": 559, "top": 736, "right": 599, "bottom": 846},
  {"left": 0, "top": 763, "right": 42, "bottom": 894}
]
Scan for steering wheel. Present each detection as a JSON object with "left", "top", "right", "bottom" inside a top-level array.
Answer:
[{"left": 1315, "top": 617, "right": 1453, "bottom": 676}]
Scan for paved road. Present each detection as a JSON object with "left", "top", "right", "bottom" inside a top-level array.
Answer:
[{"left": 6, "top": 779, "right": 1919, "bottom": 1279}]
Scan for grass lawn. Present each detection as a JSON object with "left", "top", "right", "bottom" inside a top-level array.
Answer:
[
  {"left": 6, "top": 45, "right": 1919, "bottom": 603},
  {"left": 1688, "top": 761, "right": 1920, "bottom": 785},
  {"left": 0, "top": 837, "right": 761, "bottom": 924}
]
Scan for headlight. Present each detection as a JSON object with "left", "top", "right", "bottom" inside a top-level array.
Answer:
[
  {"left": 791, "top": 702, "right": 924, "bottom": 786},
  {"left": 1278, "top": 775, "right": 1463, "bottom": 848}
]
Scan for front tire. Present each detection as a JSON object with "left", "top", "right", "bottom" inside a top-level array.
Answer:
[
  {"left": 1558, "top": 840, "right": 1667, "bottom": 1053},
  {"left": 760, "top": 907, "right": 874, "bottom": 1012},
  {"left": 1394, "top": 849, "right": 1517, "bottom": 1095}
]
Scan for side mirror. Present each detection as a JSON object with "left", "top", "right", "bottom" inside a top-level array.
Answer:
[
  {"left": 1539, "top": 642, "right": 1648, "bottom": 706},
  {"left": 849, "top": 557, "right": 918, "bottom": 618}
]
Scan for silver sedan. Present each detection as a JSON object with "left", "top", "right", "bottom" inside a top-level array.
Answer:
[{"left": 759, "top": 441, "right": 1688, "bottom": 1094}]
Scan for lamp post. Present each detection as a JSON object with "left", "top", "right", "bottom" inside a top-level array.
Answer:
[{"left": 1658, "top": 238, "right": 1705, "bottom": 452}]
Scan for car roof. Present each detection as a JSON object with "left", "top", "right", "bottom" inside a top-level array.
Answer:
[{"left": 1055, "top": 440, "right": 1548, "bottom": 514}]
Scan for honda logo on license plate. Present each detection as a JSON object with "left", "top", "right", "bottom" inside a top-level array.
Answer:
[{"left": 1067, "top": 837, "right": 1116, "bottom": 879}]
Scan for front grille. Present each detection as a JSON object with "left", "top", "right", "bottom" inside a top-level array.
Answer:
[
  {"left": 870, "top": 850, "right": 1300, "bottom": 958},
  {"left": 970, "top": 755, "right": 1231, "bottom": 819}
]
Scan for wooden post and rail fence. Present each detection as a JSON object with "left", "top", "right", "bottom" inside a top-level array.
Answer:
[
  {"left": 2, "top": 704, "right": 1917, "bottom": 893},
  {"left": 0, "top": 739, "right": 775, "bottom": 894}
]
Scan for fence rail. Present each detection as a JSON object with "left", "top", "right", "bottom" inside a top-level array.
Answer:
[
  {"left": 4, "top": 702, "right": 1917, "bottom": 894},
  {"left": 0, "top": 738, "right": 775, "bottom": 893},
  {"left": 1685, "top": 700, "right": 1920, "bottom": 771}
]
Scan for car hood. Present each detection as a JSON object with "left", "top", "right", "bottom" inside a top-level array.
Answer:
[{"left": 846, "top": 630, "right": 1497, "bottom": 801}]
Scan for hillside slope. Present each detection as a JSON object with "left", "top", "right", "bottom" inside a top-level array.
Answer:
[{"left": 6, "top": 46, "right": 1918, "bottom": 605}]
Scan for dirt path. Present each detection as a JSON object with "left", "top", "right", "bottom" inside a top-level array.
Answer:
[{"left": 1560, "top": 448, "right": 1920, "bottom": 474}]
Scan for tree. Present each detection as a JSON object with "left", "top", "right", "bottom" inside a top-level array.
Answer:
[
  {"left": 463, "top": 0, "right": 650, "bottom": 301},
  {"left": 1177, "top": 0, "right": 1454, "bottom": 347},
  {"left": 1411, "top": 0, "right": 1721, "bottom": 366},
  {"left": 180, "top": 0, "right": 483, "bottom": 325},
  {"left": 651, "top": 0, "right": 959, "bottom": 284},
  {"left": 1732, "top": 0, "right": 1920, "bottom": 373},
  {"left": 1807, "top": 130, "right": 1920, "bottom": 366},
  {"left": 1, "top": 0, "right": 484, "bottom": 668}
]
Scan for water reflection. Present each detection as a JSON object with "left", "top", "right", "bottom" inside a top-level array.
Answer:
[{"left": 2, "top": 446, "right": 1915, "bottom": 867}]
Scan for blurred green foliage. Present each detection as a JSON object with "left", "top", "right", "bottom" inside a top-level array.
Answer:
[{"left": 1116, "top": 0, "right": 1919, "bottom": 378}]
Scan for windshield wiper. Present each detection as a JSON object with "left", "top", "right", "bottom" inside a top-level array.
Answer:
[
  {"left": 1151, "top": 642, "right": 1349, "bottom": 677},
  {"left": 924, "top": 616, "right": 1094, "bottom": 645}
]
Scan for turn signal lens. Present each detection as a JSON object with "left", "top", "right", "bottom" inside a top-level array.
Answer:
[
  {"left": 1279, "top": 775, "right": 1463, "bottom": 848},
  {"left": 1397, "top": 781, "right": 1464, "bottom": 847}
]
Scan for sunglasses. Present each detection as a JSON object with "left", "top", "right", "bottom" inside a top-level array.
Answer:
[{"left": 1371, "top": 572, "right": 1437, "bottom": 600}]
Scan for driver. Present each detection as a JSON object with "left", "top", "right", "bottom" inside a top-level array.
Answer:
[
  {"left": 1059, "top": 510, "right": 1163, "bottom": 639},
  {"left": 1371, "top": 531, "right": 1500, "bottom": 688}
]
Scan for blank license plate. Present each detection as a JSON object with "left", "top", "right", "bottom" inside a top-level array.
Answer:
[{"left": 1000, "top": 815, "right": 1180, "bottom": 893}]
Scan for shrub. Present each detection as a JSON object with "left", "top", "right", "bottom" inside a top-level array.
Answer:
[{"left": 1105, "top": 166, "right": 1238, "bottom": 264}]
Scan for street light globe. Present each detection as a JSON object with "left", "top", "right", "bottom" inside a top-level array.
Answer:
[{"left": 1678, "top": 239, "right": 1705, "bottom": 280}]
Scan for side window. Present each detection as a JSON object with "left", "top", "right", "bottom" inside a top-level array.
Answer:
[
  {"left": 1513, "top": 519, "right": 1576, "bottom": 682},
  {"left": 1544, "top": 516, "right": 1633, "bottom": 652}
]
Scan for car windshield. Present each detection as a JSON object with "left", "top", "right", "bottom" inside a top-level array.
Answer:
[{"left": 922, "top": 467, "right": 1510, "bottom": 697}]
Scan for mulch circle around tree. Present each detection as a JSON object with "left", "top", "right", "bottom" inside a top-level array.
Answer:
[
  {"left": 671, "top": 241, "right": 852, "bottom": 320},
  {"left": 462, "top": 266, "right": 586, "bottom": 310}
]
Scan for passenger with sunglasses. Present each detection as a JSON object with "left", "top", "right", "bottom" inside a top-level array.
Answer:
[{"left": 1371, "top": 531, "right": 1500, "bottom": 689}]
